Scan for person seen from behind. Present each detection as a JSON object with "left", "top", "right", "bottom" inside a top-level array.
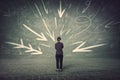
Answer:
[{"left": 55, "top": 37, "right": 64, "bottom": 72}]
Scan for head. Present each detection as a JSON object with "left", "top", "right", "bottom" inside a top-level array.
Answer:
[{"left": 57, "top": 37, "right": 61, "bottom": 42}]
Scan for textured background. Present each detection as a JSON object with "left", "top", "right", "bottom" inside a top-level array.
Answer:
[
  {"left": 0, "top": 0, "right": 120, "bottom": 57},
  {"left": 0, "top": 0, "right": 120, "bottom": 80}
]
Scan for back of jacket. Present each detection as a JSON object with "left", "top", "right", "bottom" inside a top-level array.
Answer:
[{"left": 55, "top": 42, "right": 64, "bottom": 55}]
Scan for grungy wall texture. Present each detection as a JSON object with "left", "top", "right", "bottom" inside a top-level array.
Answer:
[{"left": 0, "top": 0, "right": 120, "bottom": 57}]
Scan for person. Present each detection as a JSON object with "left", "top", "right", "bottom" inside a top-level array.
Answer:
[{"left": 55, "top": 37, "right": 64, "bottom": 72}]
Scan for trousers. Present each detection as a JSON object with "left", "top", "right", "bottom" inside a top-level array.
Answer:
[{"left": 55, "top": 54, "right": 63, "bottom": 69}]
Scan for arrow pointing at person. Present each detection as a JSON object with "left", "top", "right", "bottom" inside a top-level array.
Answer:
[
  {"left": 23, "top": 24, "right": 47, "bottom": 41},
  {"left": 58, "top": 0, "right": 66, "bottom": 18},
  {"left": 72, "top": 41, "right": 105, "bottom": 52},
  {"left": 41, "top": 0, "right": 48, "bottom": 14}
]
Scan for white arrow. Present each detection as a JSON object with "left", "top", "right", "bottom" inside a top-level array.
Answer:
[
  {"left": 73, "top": 41, "right": 105, "bottom": 52},
  {"left": 34, "top": 3, "right": 55, "bottom": 41},
  {"left": 58, "top": 0, "right": 66, "bottom": 18},
  {"left": 41, "top": 0, "right": 48, "bottom": 14},
  {"left": 6, "top": 39, "right": 43, "bottom": 55},
  {"left": 23, "top": 24, "right": 47, "bottom": 41}
]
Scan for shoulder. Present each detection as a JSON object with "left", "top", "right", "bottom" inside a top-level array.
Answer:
[
  {"left": 55, "top": 42, "right": 58, "bottom": 45},
  {"left": 60, "top": 42, "right": 63, "bottom": 45}
]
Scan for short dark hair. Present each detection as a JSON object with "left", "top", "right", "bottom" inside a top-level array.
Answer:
[{"left": 57, "top": 37, "right": 61, "bottom": 41}]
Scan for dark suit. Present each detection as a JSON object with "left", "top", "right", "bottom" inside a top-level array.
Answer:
[{"left": 55, "top": 42, "right": 64, "bottom": 69}]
